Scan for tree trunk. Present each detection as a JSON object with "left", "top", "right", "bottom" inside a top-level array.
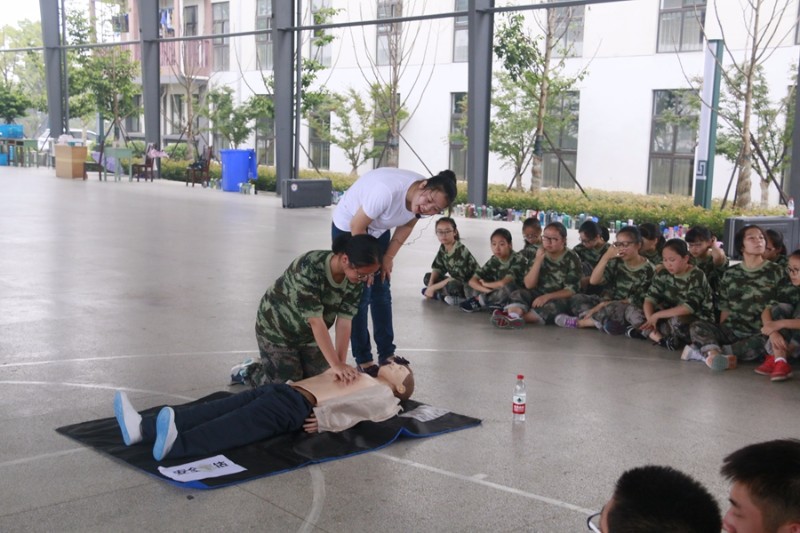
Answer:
[
  {"left": 759, "top": 177, "right": 769, "bottom": 207},
  {"left": 734, "top": 2, "right": 762, "bottom": 209},
  {"left": 530, "top": 9, "right": 555, "bottom": 193}
]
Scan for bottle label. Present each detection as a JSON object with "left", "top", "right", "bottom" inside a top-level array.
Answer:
[{"left": 512, "top": 399, "right": 526, "bottom": 415}]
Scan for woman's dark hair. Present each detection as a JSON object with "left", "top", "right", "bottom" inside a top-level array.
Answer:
[
  {"left": 662, "top": 238, "right": 690, "bottom": 258},
  {"left": 491, "top": 228, "right": 513, "bottom": 246},
  {"left": 522, "top": 217, "right": 541, "bottom": 230},
  {"left": 423, "top": 170, "right": 458, "bottom": 207},
  {"left": 578, "top": 220, "right": 601, "bottom": 240},
  {"left": 545, "top": 221, "right": 567, "bottom": 240},
  {"left": 436, "top": 217, "right": 460, "bottom": 241},
  {"left": 332, "top": 234, "right": 382, "bottom": 267},
  {"left": 617, "top": 225, "right": 642, "bottom": 244},
  {"left": 600, "top": 225, "right": 610, "bottom": 242},
  {"left": 734, "top": 224, "right": 765, "bottom": 256},
  {"left": 638, "top": 222, "right": 666, "bottom": 251},
  {"left": 765, "top": 229, "right": 788, "bottom": 257},
  {"left": 791, "top": 249, "right": 800, "bottom": 261},
  {"left": 685, "top": 226, "right": 713, "bottom": 243}
]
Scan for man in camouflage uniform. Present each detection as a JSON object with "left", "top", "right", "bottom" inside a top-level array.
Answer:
[
  {"left": 688, "top": 259, "right": 783, "bottom": 362},
  {"left": 248, "top": 249, "right": 367, "bottom": 386}
]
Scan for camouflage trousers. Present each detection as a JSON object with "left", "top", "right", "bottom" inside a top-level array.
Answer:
[
  {"left": 504, "top": 287, "right": 572, "bottom": 324},
  {"left": 422, "top": 272, "right": 468, "bottom": 299},
  {"left": 246, "top": 333, "right": 328, "bottom": 387},
  {"left": 688, "top": 320, "right": 766, "bottom": 362},
  {"left": 764, "top": 303, "right": 800, "bottom": 359},
  {"left": 568, "top": 299, "right": 647, "bottom": 331},
  {"left": 465, "top": 283, "right": 519, "bottom": 310},
  {"left": 642, "top": 314, "right": 696, "bottom": 347}
]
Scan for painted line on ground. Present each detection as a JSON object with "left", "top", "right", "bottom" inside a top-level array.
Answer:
[{"left": 374, "top": 452, "right": 596, "bottom": 515}]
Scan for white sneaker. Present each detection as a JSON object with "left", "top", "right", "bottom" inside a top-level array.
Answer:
[
  {"left": 444, "top": 296, "right": 464, "bottom": 306},
  {"left": 153, "top": 407, "right": 178, "bottom": 461},
  {"left": 114, "top": 391, "right": 142, "bottom": 446},
  {"left": 681, "top": 345, "right": 703, "bottom": 362}
]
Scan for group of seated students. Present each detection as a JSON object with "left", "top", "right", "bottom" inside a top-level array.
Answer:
[{"left": 422, "top": 215, "right": 799, "bottom": 382}]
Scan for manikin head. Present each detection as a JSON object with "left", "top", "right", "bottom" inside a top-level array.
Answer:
[
  {"left": 376, "top": 361, "right": 415, "bottom": 401},
  {"left": 593, "top": 465, "right": 721, "bottom": 533},
  {"left": 720, "top": 439, "right": 800, "bottom": 533}
]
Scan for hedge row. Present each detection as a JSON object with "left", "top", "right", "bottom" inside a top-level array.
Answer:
[{"left": 155, "top": 160, "right": 784, "bottom": 237}]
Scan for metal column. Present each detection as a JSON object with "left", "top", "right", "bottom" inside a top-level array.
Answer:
[
  {"left": 40, "top": 0, "right": 66, "bottom": 137},
  {"left": 274, "top": 0, "right": 295, "bottom": 196},
  {"left": 789, "top": 46, "right": 800, "bottom": 214},
  {"left": 466, "top": 0, "right": 494, "bottom": 206},
  {"left": 138, "top": 0, "right": 161, "bottom": 156}
]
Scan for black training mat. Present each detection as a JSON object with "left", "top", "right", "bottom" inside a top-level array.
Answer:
[{"left": 56, "top": 392, "right": 481, "bottom": 489}]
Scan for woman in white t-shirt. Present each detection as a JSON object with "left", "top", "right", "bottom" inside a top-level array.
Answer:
[{"left": 331, "top": 168, "right": 457, "bottom": 371}]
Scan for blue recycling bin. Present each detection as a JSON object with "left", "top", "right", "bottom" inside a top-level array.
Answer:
[{"left": 220, "top": 148, "right": 257, "bottom": 192}]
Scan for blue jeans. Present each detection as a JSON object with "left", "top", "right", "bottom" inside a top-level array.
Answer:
[{"left": 331, "top": 224, "right": 396, "bottom": 365}]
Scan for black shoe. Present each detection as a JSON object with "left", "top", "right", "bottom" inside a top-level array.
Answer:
[
  {"left": 656, "top": 337, "right": 684, "bottom": 351},
  {"left": 625, "top": 326, "right": 647, "bottom": 340},
  {"left": 460, "top": 297, "right": 482, "bottom": 313}
]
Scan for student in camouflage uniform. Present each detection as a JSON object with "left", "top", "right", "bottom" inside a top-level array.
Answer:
[
  {"left": 630, "top": 239, "right": 713, "bottom": 351},
  {"left": 685, "top": 226, "right": 728, "bottom": 319},
  {"left": 752, "top": 250, "right": 800, "bottom": 381},
  {"left": 247, "top": 234, "right": 382, "bottom": 386},
  {"left": 638, "top": 222, "right": 665, "bottom": 266},
  {"left": 764, "top": 229, "right": 788, "bottom": 268},
  {"left": 421, "top": 217, "right": 479, "bottom": 305},
  {"left": 554, "top": 226, "right": 655, "bottom": 332},
  {"left": 518, "top": 216, "right": 542, "bottom": 264},
  {"left": 459, "top": 228, "right": 529, "bottom": 312},
  {"left": 573, "top": 220, "right": 611, "bottom": 292},
  {"left": 493, "top": 222, "right": 583, "bottom": 328},
  {"left": 685, "top": 225, "right": 783, "bottom": 371}
]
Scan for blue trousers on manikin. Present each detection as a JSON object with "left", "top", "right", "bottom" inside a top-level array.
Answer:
[
  {"left": 141, "top": 384, "right": 312, "bottom": 459},
  {"left": 331, "top": 224, "right": 396, "bottom": 365}
]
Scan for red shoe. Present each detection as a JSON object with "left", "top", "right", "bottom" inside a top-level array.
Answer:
[
  {"left": 754, "top": 355, "right": 775, "bottom": 376},
  {"left": 771, "top": 359, "right": 793, "bottom": 382}
]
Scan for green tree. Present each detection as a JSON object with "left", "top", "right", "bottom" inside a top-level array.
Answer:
[
  {"left": 487, "top": 73, "right": 538, "bottom": 187},
  {"left": 370, "top": 81, "right": 408, "bottom": 169},
  {"left": 494, "top": 12, "right": 585, "bottom": 192},
  {"left": 84, "top": 48, "right": 140, "bottom": 144},
  {"left": 307, "top": 88, "right": 383, "bottom": 176},
  {"left": 0, "top": 82, "right": 32, "bottom": 123},
  {"left": 205, "top": 86, "right": 252, "bottom": 149}
]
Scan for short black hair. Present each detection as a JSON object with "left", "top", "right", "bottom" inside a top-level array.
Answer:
[
  {"left": 522, "top": 217, "right": 542, "bottom": 230},
  {"left": 579, "top": 220, "right": 602, "bottom": 240},
  {"left": 617, "top": 225, "right": 642, "bottom": 244},
  {"left": 662, "top": 238, "right": 689, "bottom": 258},
  {"left": 545, "top": 221, "right": 568, "bottom": 240},
  {"left": 608, "top": 465, "right": 721, "bottom": 533},
  {"left": 638, "top": 223, "right": 666, "bottom": 250},
  {"left": 721, "top": 439, "right": 800, "bottom": 532},
  {"left": 734, "top": 224, "right": 765, "bottom": 256},
  {"left": 765, "top": 229, "right": 788, "bottom": 256},
  {"left": 491, "top": 227, "right": 513, "bottom": 246},
  {"left": 685, "top": 226, "right": 713, "bottom": 243},
  {"left": 436, "top": 217, "right": 460, "bottom": 241},
  {"left": 332, "top": 233, "right": 382, "bottom": 267}
]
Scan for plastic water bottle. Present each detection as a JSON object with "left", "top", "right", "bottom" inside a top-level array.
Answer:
[
  {"left": 789, "top": 197, "right": 795, "bottom": 217},
  {"left": 513, "top": 374, "right": 526, "bottom": 422}
]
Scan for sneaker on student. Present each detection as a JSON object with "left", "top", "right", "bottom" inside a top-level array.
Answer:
[
  {"left": 771, "top": 359, "right": 793, "bottom": 382},
  {"left": 681, "top": 345, "right": 704, "bottom": 361},
  {"left": 153, "top": 407, "right": 178, "bottom": 461},
  {"left": 657, "top": 337, "right": 683, "bottom": 351},
  {"left": 444, "top": 295, "right": 464, "bottom": 306},
  {"left": 555, "top": 314, "right": 579, "bottom": 329},
  {"left": 459, "top": 297, "right": 483, "bottom": 313},
  {"left": 230, "top": 358, "right": 254, "bottom": 385},
  {"left": 625, "top": 326, "right": 647, "bottom": 340},
  {"left": 491, "top": 309, "right": 523, "bottom": 329},
  {"left": 754, "top": 354, "right": 776, "bottom": 375},
  {"left": 602, "top": 319, "right": 627, "bottom": 336},
  {"left": 706, "top": 353, "right": 737, "bottom": 372},
  {"left": 114, "top": 391, "right": 142, "bottom": 446}
]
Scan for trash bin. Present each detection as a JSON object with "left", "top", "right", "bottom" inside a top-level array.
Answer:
[{"left": 220, "top": 148, "right": 257, "bottom": 192}]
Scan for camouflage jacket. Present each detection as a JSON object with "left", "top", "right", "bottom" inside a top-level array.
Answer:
[
  {"left": 475, "top": 251, "right": 529, "bottom": 286},
  {"left": 691, "top": 254, "right": 729, "bottom": 292},
  {"left": 430, "top": 240, "right": 480, "bottom": 283},
  {"left": 719, "top": 260, "right": 783, "bottom": 337},
  {"left": 574, "top": 242, "right": 611, "bottom": 270},
  {"left": 640, "top": 248, "right": 662, "bottom": 266},
  {"left": 519, "top": 242, "right": 540, "bottom": 266},
  {"left": 255, "top": 251, "right": 363, "bottom": 347},
  {"left": 599, "top": 258, "right": 655, "bottom": 307},
  {"left": 534, "top": 249, "right": 583, "bottom": 295},
  {"left": 645, "top": 266, "right": 714, "bottom": 322}
]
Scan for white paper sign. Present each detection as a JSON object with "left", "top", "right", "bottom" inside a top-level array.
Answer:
[
  {"left": 157, "top": 455, "right": 246, "bottom": 483},
  {"left": 399, "top": 405, "right": 450, "bottom": 422}
]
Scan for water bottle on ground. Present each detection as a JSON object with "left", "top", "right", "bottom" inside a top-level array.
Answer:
[{"left": 513, "top": 374, "right": 526, "bottom": 422}]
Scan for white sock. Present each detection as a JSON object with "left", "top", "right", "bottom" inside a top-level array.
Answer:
[{"left": 508, "top": 312, "right": 520, "bottom": 319}]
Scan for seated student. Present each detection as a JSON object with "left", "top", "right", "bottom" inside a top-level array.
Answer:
[
  {"left": 421, "top": 217, "right": 479, "bottom": 306},
  {"left": 589, "top": 465, "right": 722, "bottom": 533},
  {"left": 764, "top": 228, "right": 788, "bottom": 268},
  {"left": 720, "top": 439, "right": 800, "bottom": 533},
  {"left": 459, "top": 228, "right": 529, "bottom": 312},
  {"left": 686, "top": 226, "right": 728, "bottom": 318},
  {"left": 245, "top": 234, "right": 382, "bottom": 387},
  {"left": 628, "top": 238, "right": 714, "bottom": 351},
  {"left": 518, "top": 216, "right": 543, "bottom": 264},
  {"left": 114, "top": 360, "right": 414, "bottom": 461},
  {"left": 554, "top": 226, "right": 655, "bottom": 332},
  {"left": 755, "top": 249, "right": 800, "bottom": 382},
  {"left": 638, "top": 222, "right": 665, "bottom": 266},
  {"left": 492, "top": 222, "right": 582, "bottom": 328},
  {"left": 685, "top": 225, "right": 783, "bottom": 371},
  {"left": 574, "top": 220, "right": 611, "bottom": 292}
]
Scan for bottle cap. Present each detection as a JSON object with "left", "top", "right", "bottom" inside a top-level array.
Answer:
[{"left": 517, "top": 374, "right": 524, "bottom": 379}]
